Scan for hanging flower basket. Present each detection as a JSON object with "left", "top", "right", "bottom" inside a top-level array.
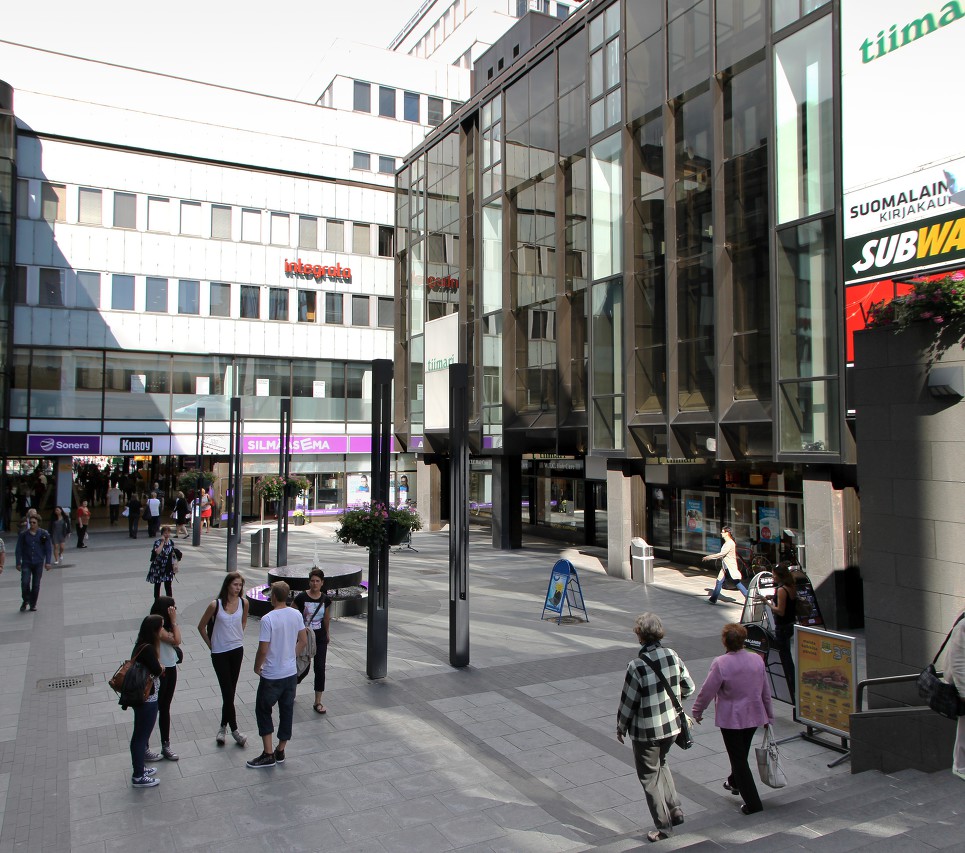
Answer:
[
  {"left": 335, "top": 502, "right": 422, "bottom": 549},
  {"left": 256, "top": 474, "right": 310, "bottom": 502}
]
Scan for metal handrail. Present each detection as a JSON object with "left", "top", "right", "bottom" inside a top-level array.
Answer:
[{"left": 855, "top": 671, "right": 941, "bottom": 712}]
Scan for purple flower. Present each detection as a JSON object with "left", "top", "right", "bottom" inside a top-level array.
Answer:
[
  {"left": 952, "top": 272, "right": 965, "bottom": 282},
  {"left": 921, "top": 311, "right": 933, "bottom": 318},
  {"left": 934, "top": 316, "right": 945, "bottom": 324}
]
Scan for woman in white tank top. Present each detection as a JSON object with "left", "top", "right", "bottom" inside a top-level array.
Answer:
[{"left": 197, "top": 572, "right": 249, "bottom": 747}]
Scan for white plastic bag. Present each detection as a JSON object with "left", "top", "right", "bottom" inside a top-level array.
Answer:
[{"left": 755, "top": 725, "right": 787, "bottom": 788}]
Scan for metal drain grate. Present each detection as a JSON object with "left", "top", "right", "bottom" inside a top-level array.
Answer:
[{"left": 37, "top": 674, "right": 93, "bottom": 692}]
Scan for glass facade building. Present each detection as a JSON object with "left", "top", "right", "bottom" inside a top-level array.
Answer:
[{"left": 396, "top": 0, "right": 856, "bottom": 571}]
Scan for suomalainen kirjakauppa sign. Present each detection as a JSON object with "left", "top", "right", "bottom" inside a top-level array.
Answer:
[{"left": 844, "top": 158, "right": 965, "bottom": 283}]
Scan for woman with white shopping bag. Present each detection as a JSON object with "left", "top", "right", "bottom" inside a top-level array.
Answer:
[{"left": 691, "top": 623, "right": 773, "bottom": 815}]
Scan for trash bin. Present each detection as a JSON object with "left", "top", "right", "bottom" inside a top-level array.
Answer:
[
  {"left": 630, "top": 537, "right": 654, "bottom": 584},
  {"left": 250, "top": 527, "right": 271, "bottom": 568}
]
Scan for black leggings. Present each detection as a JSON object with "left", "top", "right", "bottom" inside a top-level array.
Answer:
[
  {"left": 312, "top": 631, "right": 329, "bottom": 693},
  {"left": 153, "top": 580, "right": 173, "bottom": 599},
  {"left": 157, "top": 666, "right": 178, "bottom": 743},
  {"left": 211, "top": 646, "right": 244, "bottom": 731}
]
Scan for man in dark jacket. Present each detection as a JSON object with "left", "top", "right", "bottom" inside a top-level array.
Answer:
[{"left": 15, "top": 514, "right": 52, "bottom": 611}]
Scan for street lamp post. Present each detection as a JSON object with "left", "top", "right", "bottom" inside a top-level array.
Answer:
[{"left": 277, "top": 398, "right": 292, "bottom": 567}]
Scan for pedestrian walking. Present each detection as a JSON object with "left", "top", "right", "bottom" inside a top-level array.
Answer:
[
  {"left": 197, "top": 572, "right": 249, "bottom": 747},
  {"left": 75, "top": 500, "right": 91, "bottom": 548},
  {"left": 146, "top": 527, "right": 180, "bottom": 599},
  {"left": 691, "top": 623, "right": 773, "bottom": 815},
  {"left": 293, "top": 568, "right": 332, "bottom": 714},
  {"left": 146, "top": 491, "right": 161, "bottom": 538},
  {"left": 173, "top": 491, "right": 189, "bottom": 538},
  {"left": 127, "top": 615, "right": 164, "bottom": 788},
  {"left": 616, "top": 612, "right": 695, "bottom": 843},
  {"left": 127, "top": 493, "right": 141, "bottom": 539},
  {"left": 108, "top": 483, "right": 122, "bottom": 525},
  {"left": 247, "top": 581, "right": 306, "bottom": 769},
  {"left": 755, "top": 562, "right": 798, "bottom": 701},
  {"left": 50, "top": 506, "right": 70, "bottom": 565},
  {"left": 144, "top": 597, "right": 181, "bottom": 762},
  {"left": 943, "top": 609, "right": 965, "bottom": 781},
  {"left": 15, "top": 515, "right": 52, "bottom": 611},
  {"left": 703, "top": 526, "right": 748, "bottom": 604}
]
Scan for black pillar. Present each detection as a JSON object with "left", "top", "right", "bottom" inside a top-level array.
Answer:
[
  {"left": 192, "top": 407, "right": 205, "bottom": 547},
  {"left": 366, "top": 359, "right": 393, "bottom": 679},
  {"left": 277, "top": 398, "right": 292, "bottom": 567},
  {"left": 492, "top": 455, "right": 522, "bottom": 549},
  {"left": 449, "top": 364, "right": 470, "bottom": 667},
  {"left": 226, "top": 396, "right": 242, "bottom": 572}
]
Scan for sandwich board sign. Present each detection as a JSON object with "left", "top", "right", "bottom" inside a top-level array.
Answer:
[{"left": 541, "top": 559, "right": 589, "bottom": 625}]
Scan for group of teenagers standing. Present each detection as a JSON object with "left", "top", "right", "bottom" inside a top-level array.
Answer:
[{"left": 125, "top": 569, "right": 333, "bottom": 787}]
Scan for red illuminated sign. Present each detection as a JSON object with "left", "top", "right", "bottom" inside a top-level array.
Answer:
[
  {"left": 284, "top": 259, "right": 352, "bottom": 281},
  {"left": 427, "top": 275, "right": 459, "bottom": 292}
]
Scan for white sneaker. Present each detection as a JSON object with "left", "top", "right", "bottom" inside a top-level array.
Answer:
[
  {"left": 231, "top": 729, "right": 247, "bottom": 747},
  {"left": 216, "top": 725, "right": 227, "bottom": 746}
]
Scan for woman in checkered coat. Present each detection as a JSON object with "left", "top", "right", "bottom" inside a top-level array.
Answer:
[{"left": 616, "top": 612, "right": 695, "bottom": 843}]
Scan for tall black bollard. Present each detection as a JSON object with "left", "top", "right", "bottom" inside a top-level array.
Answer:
[
  {"left": 366, "top": 358, "right": 393, "bottom": 679},
  {"left": 449, "top": 363, "right": 470, "bottom": 667},
  {"left": 277, "top": 399, "right": 292, "bottom": 567},
  {"left": 226, "top": 397, "right": 242, "bottom": 572}
]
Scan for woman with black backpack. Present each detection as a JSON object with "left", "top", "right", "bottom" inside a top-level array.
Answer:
[{"left": 128, "top": 615, "right": 164, "bottom": 788}]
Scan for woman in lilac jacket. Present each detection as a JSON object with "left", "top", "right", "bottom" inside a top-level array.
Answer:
[{"left": 691, "top": 623, "right": 774, "bottom": 815}]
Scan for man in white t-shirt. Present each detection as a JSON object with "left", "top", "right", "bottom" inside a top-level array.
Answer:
[{"left": 247, "top": 582, "right": 306, "bottom": 768}]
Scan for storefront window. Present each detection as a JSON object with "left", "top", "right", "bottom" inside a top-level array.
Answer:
[
  {"left": 675, "top": 488, "right": 721, "bottom": 553},
  {"left": 104, "top": 352, "right": 171, "bottom": 422},
  {"left": 171, "top": 355, "right": 233, "bottom": 422}
]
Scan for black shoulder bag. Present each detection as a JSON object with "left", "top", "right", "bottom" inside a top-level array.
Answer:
[
  {"left": 640, "top": 654, "right": 694, "bottom": 749},
  {"left": 917, "top": 613, "right": 965, "bottom": 719}
]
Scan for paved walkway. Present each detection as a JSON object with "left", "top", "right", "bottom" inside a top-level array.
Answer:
[{"left": 0, "top": 518, "right": 890, "bottom": 852}]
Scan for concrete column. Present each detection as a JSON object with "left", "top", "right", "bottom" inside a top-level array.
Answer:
[
  {"left": 491, "top": 455, "right": 521, "bottom": 550},
  {"left": 803, "top": 477, "right": 861, "bottom": 631},
  {"left": 606, "top": 467, "right": 633, "bottom": 579},
  {"left": 55, "top": 457, "right": 73, "bottom": 511},
  {"left": 416, "top": 457, "right": 445, "bottom": 531}
]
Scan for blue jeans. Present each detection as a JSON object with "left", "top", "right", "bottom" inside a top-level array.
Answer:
[
  {"left": 255, "top": 675, "right": 297, "bottom": 742},
  {"left": 131, "top": 700, "right": 159, "bottom": 778},
  {"left": 709, "top": 577, "right": 748, "bottom": 602},
  {"left": 20, "top": 562, "right": 44, "bottom": 607}
]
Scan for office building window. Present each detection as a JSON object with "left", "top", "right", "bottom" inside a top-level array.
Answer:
[
  {"left": 240, "top": 285, "right": 260, "bottom": 319},
  {"left": 178, "top": 279, "right": 200, "bottom": 315},
  {"left": 353, "top": 151, "right": 371, "bottom": 170},
  {"left": 112, "top": 274, "right": 135, "bottom": 311},
  {"left": 180, "top": 201, "right": 201, "bottom": 235},
  {"left": 378, "top": 156, "right": 396, "bottom": 174},
  {"left": 353, "top": 80, "right": 371, "bottom": 112},
  {"left": 113, "top": 192, "right": 136, "bottom": 229},
  {"left": 353, "top": 223, "right": 370, "bottom": 255},
  {"left": 378, "top": 225, "right": 395, "bottom": 257},
  {"left": 15, "top": 267, "right": 27, "bottom": 304},
  {"left": 42, "top": 183, "right": 66, "bottom": 223},
  {"left": 325, "top": 292, "right": 343, "bottom": 324},
  {"left": 352, "top": 295, "right": 370, "bottom": 326},
  {"left": 16, "top": 179, "right": 29, "bottom": 218},
  {"left": 428, "top": 97, "right": 444, "bottom": 126},
  {"left": 241, "top": 209, "right": 261, "bottom": 243},
  {"left": 145, "top": 277, "right": 168, "bottom": 313},
  {"left": 377, "top": 297, "right": 394, "bottom": 327},
  {"left": 147, "top": 197, "right": 169, "bottom": 232},
  {"left": 379, "top": 86, "right": 396, "bottom": 118},
  {"left": 298, "top": 290, "right": 317, "bottom": 322},
  {"left": 557, "top": 2, "right": 569, "bottom": 18},
  {"left": 78, "top": 188, "right": 102, "bottom": 225},
  {"left": 211, "top": 205, "right": 232, "bottom": 239},
  {"left": 326, "top": 220, "right": 344, "bottom": 252},
  {"left": 76, "top": 271, "right": 101, "bottom": 310},
  {"left": 269, "top": 287, "right": 289, "bottom": 321},
  {"left": 270, "top": 213, "right": 290, "bottom": 246},
  {"left": 210, "top": 282, "right": 231, "bottom": 317},
  {"left": 39, "top": 268, "right": 65, "bottom": 307},
  {"left": 404, "top": 91, "right": 420, "bottom": 122},
  {"left": 590, "top": 133, "right": 623, "bottom": 280},
  {"left": 298, "top": 216, "right": 318, "bottom": 250}
]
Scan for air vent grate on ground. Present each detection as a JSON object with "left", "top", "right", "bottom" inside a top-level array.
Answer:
[{"left": 37, "top": 674, "right": 93, "bottom": 692}]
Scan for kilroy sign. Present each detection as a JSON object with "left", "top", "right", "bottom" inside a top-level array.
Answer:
[{"left": 119, "top": 437, "right": 154, "bottom": 454}]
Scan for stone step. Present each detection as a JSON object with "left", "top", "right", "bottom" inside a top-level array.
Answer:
[{"left": 591, "top": 768, "right": 961, "bottom": 850}]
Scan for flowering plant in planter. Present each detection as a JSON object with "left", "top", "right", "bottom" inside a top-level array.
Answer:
[
  {"left": 866, "top": 273, "right": 965, "bottom": 331},
  {"left": 335, "top": 502, "right": 423, "bottom": 549},
  {"left": 255, "top": 474, "right": 310, "bottom": 502}
]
